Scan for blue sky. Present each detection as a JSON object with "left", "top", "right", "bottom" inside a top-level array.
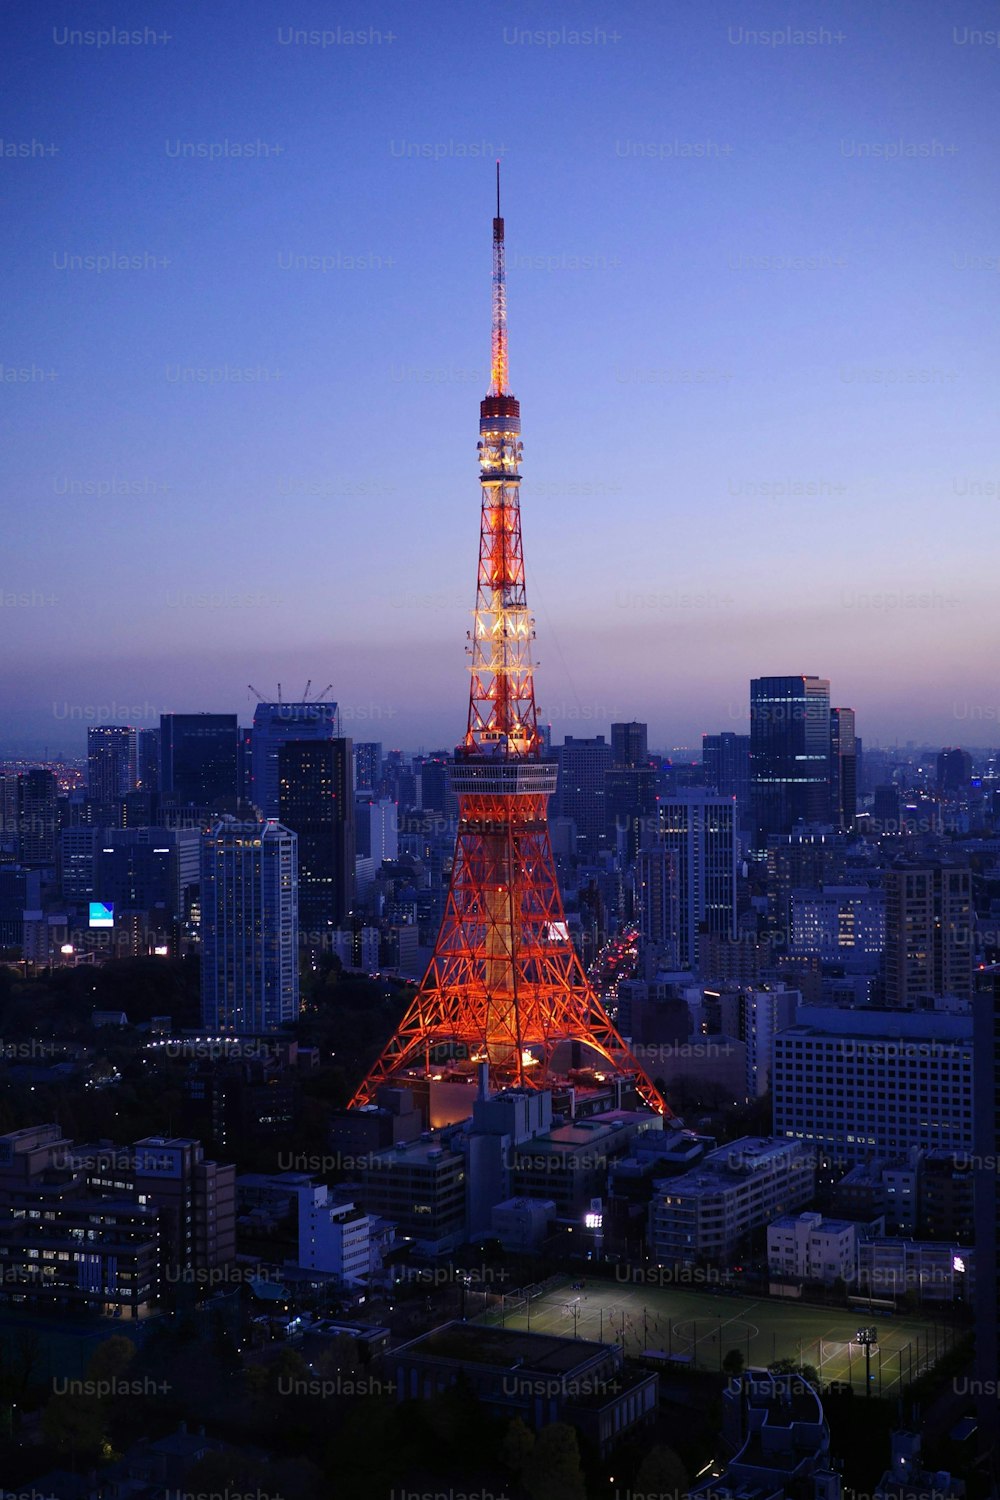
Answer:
[{"left": 2, "top": 0, "right": 998, "bottom": 755}]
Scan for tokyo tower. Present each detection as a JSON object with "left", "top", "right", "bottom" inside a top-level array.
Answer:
[{"left": 350, "top": 171, "right": 666, "bottom": 1117}]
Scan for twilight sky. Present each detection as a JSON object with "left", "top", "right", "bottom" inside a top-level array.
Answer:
[{"left": 3, "top": 0, "right": 998, "bottom": 757}]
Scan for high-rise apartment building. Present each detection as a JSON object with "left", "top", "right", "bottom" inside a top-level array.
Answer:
[
  {"left": 200, "top": 818, "right": 299, "bottom": 1033},
  {"left": 87, "top": 725, "right": 135, "bottom": 803},
  {"left": 658, "top": 790, "right": 737, "bottom": 971},
  {"left": 635, "top": 843, "right": 676, "bottom": 956},
  {"left": 250, "top": 701, "right": 340, "bottom": 819},
  {"left": 750, "top": 675, "right": 831, "bottom": 848},
  {"left": 884, "top": 860, "right": 973, "bottom": 1006},
  {"left": 829, "top": 707, "right": 857, "bottom": 832},
  {"left": 278, "top": 738, "right": 355, "bottom": 934},
  {"left": 160, "top": 714, "right": 239, "bottom": 810}
]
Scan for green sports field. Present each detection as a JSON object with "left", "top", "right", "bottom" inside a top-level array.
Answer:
[{"left": 482, "top": 1277, "right": 956, "bottom": 1397}]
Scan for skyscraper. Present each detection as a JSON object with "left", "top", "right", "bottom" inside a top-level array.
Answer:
[
  {"left": 354, "top": 742, "right": 382, "bottom": 793},
  {"left": 555, "top": 735, "right": 613, "bottom": 857},
  {"left": 160, "top": 714, "right": 239, "bottom": 810},
  {"left": 278, "top": 738, "right": 355, "bottom": 935},
  {"left": 200, "top": 818, "right": 299, "bottom": 1034},
  {"left": 883, "top": 860, "right": 973, "bottom": 1007},
  {"left": 135, "top": 727, "right": 160, "bottom": 794},
  {"left": 829, "top": 707, "right": 857, "bottom": 832},
  {"left": 702, "top": 732, "right": 751, "bottom": 826},
  {"left": 18, "top": 769, "right": 59, "bottom": 866},
  {"left": 611, "top": 721, "right": 648, "bottom": 769},
  {"left": 750, "top": 675, "right": 831, "bottom": 848},
  {"left": 658, "top": 790, "right": 738, "bottom": 972},
  {"left": 87, "top": 725, "right": 135, "bottom": 803},
  {"left": 973, "top": 975, "right": 1000, "bottom": 1455},
  {"left": 250, "top": 701, "right": 340, "bottom": 819}
]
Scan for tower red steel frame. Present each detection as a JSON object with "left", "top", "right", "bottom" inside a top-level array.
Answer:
[{"left": 350, "top": 172, "right": 666, "bottom": 1114}]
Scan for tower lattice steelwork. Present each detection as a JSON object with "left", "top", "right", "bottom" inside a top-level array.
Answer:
[{"left": 350, "top": 173, "right": 666, "bottom": 1115}]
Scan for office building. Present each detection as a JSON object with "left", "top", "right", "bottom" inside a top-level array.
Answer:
[
  {"left": 200, "top": 818, "right": 299, "bottom": 1033},
  {"left": 658, "top": 791, "right": 737, "bottom": 971},
  {"left": 354, "top": 741, "right": 382, "bottom": 793},
  {"left": 937, "top": 747, "right": 972, "bottom": 793},
  {"left": 648, "top": 1137, "right": 815, "bottom": 1266},
  {"left": 160, "top": 713, "right": 238, "bottom": 809},
  {"left": 555, "top": 734, "right": 613, "bottom": 856},
  {"left": 278, "top": 738, "right": 355, "bottom": 933},
  {"left": 94, "top": 826, "right": 200, "bottom": 921},
  {"left": 829, "top": 707, "right": 857, "bottom": 832},
  {"left": 0, "top": 866, "right": 41, "bottom": 947},
  {"left": 87, "top": 724, "right": 135, "bottom": 804},
  {"left": 136, "top": 727, "right": 160, "bottom": 793},
  {"left": 884, "top": 860, "right": 973, "bottom": 1006},
  {"left": 773, "top": 1006, "right": 973, "bottom": 1165},
  {"left": 17, "top": 769, "right": 59, "bottom": 866},
  {"left": 0, "top": 775, "right": 18, "bottom": 862},
  {"left": 358, "top": 1138, "right": 467, "bottom": 1255},
  {"left": 766, "top": 832, "right": 849, "bottom": 934},
  {"left": 250, "top": 700, "right": 340, "bottom": 819},
  {"left": 973, "top": 973, "right": 1000, "bottom": 1452},
  {"left": 635, "top": 843, "right": 676, "bottom": 955},
  {"left": 611, "top": 721, "right": 648, "bottom": 768},
  {"left": 605, "top": 764, "right": 657, "bottom": 862},
  {"left": 702, "top": 731, "right": 751, "bottom": 826},
  {"left": 790, "top": 885, "right": 885, "bottom": 960},
  {"left": 59, "top": 826, "right": 99, "bottom": 902},
  {"left": 356, "top": 796, "right": 398, "bottom": 868},
  {"left": 750, "top": 675, "right": 831, "bottom": 847}
]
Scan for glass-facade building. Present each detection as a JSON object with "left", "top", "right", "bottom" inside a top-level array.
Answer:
[{"left": 750, "top": 675, "right": 831, "bottom": 849}]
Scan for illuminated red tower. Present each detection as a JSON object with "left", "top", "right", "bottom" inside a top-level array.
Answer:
[{"left": 351, "top": 171, "right": 666, "bottom": 1116}]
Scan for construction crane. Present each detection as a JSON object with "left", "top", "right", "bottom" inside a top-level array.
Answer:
[{"left": 248, "top": 682, "right": 334, "bottom": 704}]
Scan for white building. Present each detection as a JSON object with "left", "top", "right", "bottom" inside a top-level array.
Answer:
[
  {"left": 773, "top": 1007, "right": 973, "bottom": 1167},
  {"left": 720, "top": 984, "right": 800, "bottom": 1098},
  {"left": 296, "top": 1184, "right": 372, "bottom": 1287},
  {"left": 648, "top": 1136, "right": 815, "bottom": 1267},
  {"left": 767, "top": 1211, "right": 861, "bottom": 1286}
]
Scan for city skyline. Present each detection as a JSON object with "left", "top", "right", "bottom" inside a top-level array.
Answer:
[{"left": 4, "top": 0, "right": 999, "bottom": 754}]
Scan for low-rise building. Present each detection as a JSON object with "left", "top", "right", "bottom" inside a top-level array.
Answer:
[
  {"left": 390, "top": 1321, "right": 657, "bottom": 1458},
  {"left": 295, "top": 1184, "right": 373, "bottom": 1287},
  {"left": 358, "top": 1138, "right": 466, "bottom": 1256},
  {"left": 767, "top": 1211, "right": 864, "bottom": 1286},
  {"left": 649, "top": 1137, "right": 815, "bottom": 1267}
]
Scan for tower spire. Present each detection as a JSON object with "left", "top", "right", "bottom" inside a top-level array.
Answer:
[{"left": 491, "top": 161, "right": 508, "bottom": 397}]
